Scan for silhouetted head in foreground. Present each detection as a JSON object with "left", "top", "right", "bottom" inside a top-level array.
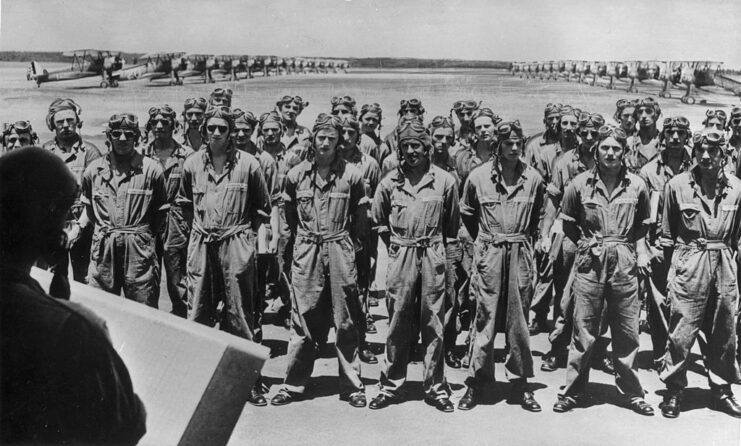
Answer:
[{"left": 0, "top": 147, "right": 78, "bottom": 270}]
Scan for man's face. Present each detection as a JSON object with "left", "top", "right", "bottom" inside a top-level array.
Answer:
[
  {"left": 473, "top": 116, "right": 496, "bottom": 141},
  {"left": 619, "top": 107, "right": 636, "bottom": 133},
  {"left": 637, "top": 106, "right": 656, "bottom": 128},
  {"left": 109, "top": 128, "right": 137, "bottom": 157},
  {"left": 152, "top": 113, "right": 174, "bottom": 140},
  {"left": 596, "top": 137, "right": 624, "bottom": 170},
  {"left": 401, "top": 139, "right": 427, "bottom": 168},
  {"left": 431, "top": 127, "right": 454, "bottom": 155},
  {"left": 456, "top": 108, "right": 475, "bottom": 126},
  {"left": 500, "top": 139, "right": 523, "bottom": 162},
  {"left": 579, "top": 126, "right": 599, "bottom": 152},
  {"left": 361, "top": 112, "right": 379, "bottom": 133},
  {"left": 233, "top": 122, "right": 254, "bottom": 148},
  {"left": 185, "top": 108, "right": 205, "bottom": 129},
  {"left": 280, "top": 101, "right": 302, "bottom": 122},
  {"left": 4, "top": 130, "right": 33, "bottom": 151},
  {"left": 205, "top": 117, "right": 230, "bottom": 147},
  {"left": 545, "top": 115, "right": 560, "bottom": 132},
  {"left": 663, "top": 127, "right": 689, "bottom": 151},
  {"left": 332, "top": 104, "right": 353, "bottom": 119},
  {"left": 313, "top": 128, "right": 339, "bottom": 159},
  {"left": 341, "top": 125, "right": 359, "bottom": 150},
  {"left": 705, "top": 117, "right": 724, "bottom": 131},
  {"left": 732, "top": 116, "right": 741, "bottom": 137},
  {"left": 402, "top": 106, "right": 421, "bottom": 117},
  {"left": 261, "top": 122, "right": 282, "bottom": 145},
  {"left": 560, "top": 115, "right": 578, "bottom": 138},
  {"left": 695, "top": 142, "right": 723, "bottom": 172},
  {"left": 53, "top": 109, "right": 79, "bottom": 139}
]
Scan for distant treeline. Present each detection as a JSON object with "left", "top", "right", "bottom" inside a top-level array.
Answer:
[{"left": 0, "top": 51, "right": 509, "bottom": 69}]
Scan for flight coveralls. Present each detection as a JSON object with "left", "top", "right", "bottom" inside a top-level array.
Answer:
[
  {"left": 40, "top": 138, "right": 103, "bottom": 294},
  {"left": 638, "top": 150, "right": 693, "bottom": 363},
  {"left": 143, "top": 141, "right": 194, "bottom": 317},
  {"left": 344, "top": 148, "right": 381, "bottom": 321},
  {"left": 461, "top": 160, "right": 544, "bottom": 386},
  {"left": 82, "top": 152, "right": 167, "bottom": 306},
  {"left": 281, "top": 158, "right": 367, "bottom": 395},
  {"left": 531, "top": 149, "right": 588, "bottom": 350},
  {"left": 373, "top": 164, "right": 460, "bottom": 400},
  {"left": 625, "top": 134, "right": 660, "bottom": 174},
  {"left": 177, "top": 148, "right": 271, "bottom": 340},
  {"left": 358, "top": 133, "right": 381, "bottom": 165},
  {"left": 559, "top": 168, "right": 650, "bottom": 399},
  {"left": 528, "top": 141, "right": 571, "bottom": 185},
  {"left": 239, "top": 143, "right": 280, "bottom": 332},
  {"left": 659, "top": 169, "right": 741, "bottom": 390}
]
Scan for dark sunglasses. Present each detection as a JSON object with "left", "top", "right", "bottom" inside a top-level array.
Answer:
[
  {"left": 206, "top": 125, "right": 229, "bottom": 133},
  {"left": 110, "top": 130, "right": 137, "bottom": 139}
]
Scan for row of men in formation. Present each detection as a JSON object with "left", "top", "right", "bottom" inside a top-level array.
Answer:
[{"left": 2, "top": 90, "right": 741, "bottom": 419}]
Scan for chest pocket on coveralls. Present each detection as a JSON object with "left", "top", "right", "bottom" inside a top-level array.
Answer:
[
  {"left": 678, "top": 202, "right": 702, "bottom": 233},
  {"left": 480, "top": 196, "right": 502, "bottom": 232},
  {"left": 296, "top": 189, "right": 314, "bottom": 222},
  {"left": 329, "top": 192, "right": 350, "bottom": 223},
  {"left": 225, "top": 183, "right": 248, "bottom": 215},
  {"left": 612, "top": 197, "right": 637, "bottom": 230},
  {"left": 125, "top": 188, "right": 153, "bottom": 221},
  {"left": 167, "top": 172, "right": 182, "bottom": 199},
  {"left": 421, "top": 195, "right": 443, "bottom": 230},
  {"left": 581, "top": 198, "right": 603, "bottom": 230}
]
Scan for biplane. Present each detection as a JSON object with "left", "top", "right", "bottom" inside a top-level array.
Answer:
[
  {"left": 116, "top": 52, "right": 186, "bottom": 85},
  {"left": 177, "top": 54, "right": 217, "bottom": 83},
  {"left": 27, "top": 49, "right": 124, "bottom": 88},
  {"left": 213, "top": 55, "right": 255, "bottom": 81}
]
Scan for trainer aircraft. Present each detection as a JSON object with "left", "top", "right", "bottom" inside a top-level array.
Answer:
[
  {"left": 177, "top": 54, "right": 217, "bottom": 83},
  {"left": 27, "top": 49, "right": 125, "bottom": 87},
  {"left": 118, "top": 52, "right": 186, "bottom": 85}
]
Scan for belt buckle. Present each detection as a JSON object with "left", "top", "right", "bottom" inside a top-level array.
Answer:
[
  {"left": 696, "top": 238, "right": 707, "bottom": 251},
  {"left": 417, "top": 237, "right": 431, "bottom": 248},
  {"left": 315, "top": 233, "right": 324, "bottom": 244}
]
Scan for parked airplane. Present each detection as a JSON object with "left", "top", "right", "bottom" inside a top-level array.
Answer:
[{"left": 27, "top": 49, "right": 124, "bottom": 87}]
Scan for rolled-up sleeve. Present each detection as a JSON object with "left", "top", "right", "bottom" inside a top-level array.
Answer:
[
  {"left": 372, "top": 180, "right": 391, "bottom": 234},
  {"left": 459, "top": 175, "right": 478, "bottom": 217},
  {"left": 560, "top": 182, "right": 579, "bottom": 223}
]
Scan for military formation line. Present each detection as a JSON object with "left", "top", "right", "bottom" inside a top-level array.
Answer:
[{"left": 2, "top": 90, "right": 741, "bottom": 432}]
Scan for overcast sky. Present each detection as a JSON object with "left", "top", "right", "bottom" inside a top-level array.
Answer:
[{"left": 2, "top": 0, "right": 740, "bottom": 67}]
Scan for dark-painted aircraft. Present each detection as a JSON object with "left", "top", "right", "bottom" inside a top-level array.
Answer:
[{"left": 27, "top": 49, "right": 124, "bottom": 88}]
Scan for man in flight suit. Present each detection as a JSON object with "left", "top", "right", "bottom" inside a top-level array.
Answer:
[
  {"left": 181, "top": 97, "right": 208, "bottom": 150},
  {"left": 270, "top": 114, "right": 368, "bottom": 408},
  {"left": 626, "top": 97, "right": 662, "bottom": 173},
  {"left": 177, "top": 106, "right": 272, "bottom": 405},
  {"left": 369, "top": 120, "right": 460, "bottom": 413},
  {"left": 552, "top": 125, "right": 654, "bottom": 416},
  {"left": 81, "top": 114, "right": 167, "bottom": 306},
  {"left": 659, "top": 128, "right": 741, "bottom": 418},
  {"left": 142, "top": 105, "right": 194, "bottom": 317},
  {"left": 2, "top": 120, "right": 38, "bottom": 152},
  {"left": 457, "top": 121, "right": 544, "bottom": 412},
  {"left": 40, "top": 98, "right": 103, "bottom": 299}
]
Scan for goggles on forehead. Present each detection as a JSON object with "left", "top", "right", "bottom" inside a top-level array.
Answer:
[
  {"left": 312, "top": 113, "right": 343, "bottom": 133},
  {"left": 278, "top": 95, "right": 307, "bottom": 108},
  {"left": 635, "top": 97, "right": 661, "bottom": 116},
  {"left": 360, "top": 103, "right": 382, "bottom": 115},
  {"left": 49, "top": 98, "right": 82, "bottom": 115},
  {"left": 693, "top": 129, "right": 726, "bottom": 146},
  {"left": 597, "top": 125, "right": 628, "bottom": 142},
  {"left": 578, "top": 112, "right": 606, "bottom": 128},
  {"left": 211, "top": 88, "right": 232, "bottom": 97},
  {"left": 452, "top": 100, "right": 480, "bottom": 112},
  {"left": 232, "top": 108, "right": 258, "bottom": 126},
  {"left": 397, "top": 119, "right": 427, "bottom": 134},
  {"left": 331, "top": 95, "right": 356, "bottom": 107},
  {"left": 148, "top": 105, "right": 176, "bottom": 119},
  {"left": 544, "top": 102, "right": 562, "bottom": 117},
  {"left": 496, "top": 120, "right": 524, "bottom": 141},
  {"left": 400, "top": 98, "right": 422, "bottom": 109},
  {"left": 3, "top": 120, "right": 33, "bottom": 135},
  {"left": 259, "top": 111, "right": 282, "bottom": 129},
  {"left": 730, "top": 107, "right": 741, "bottom": 119},
  {"left": 472, "top": 108, "right": 502, "bottom": 125},
  {"left": 705, "top": 109, "right": 727, "bottom": 121},
  {"left": 183, "top": 97, "right": 208, "bottom": 111},
  {"left": 662, "top": 116, "right": 690, "bottom": 130},
  {"left": 108, "top": 113, "right": 139, "bottom": 130},
  {"left": 429, "top": 115, "right": 455, "bottom": 131},
  {"left": 205, "top": 105, "right": 233, "bottom": 120}
]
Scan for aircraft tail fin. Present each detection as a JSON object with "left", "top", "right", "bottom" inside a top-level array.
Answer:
[{"left": 30, "top": 61, "right": 40, "bottom": 76}]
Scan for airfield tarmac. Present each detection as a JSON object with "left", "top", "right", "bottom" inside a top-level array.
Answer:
[{"left": 2, "top": 62, "right": 740, "bottom": 445}]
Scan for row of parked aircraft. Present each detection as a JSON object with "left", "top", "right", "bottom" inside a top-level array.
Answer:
[
  {"left": 510, "top": 60, "right": 741, "bottom": 104},
  {"left": 26, "top": 49, "right": 351, "bottom": 88}
]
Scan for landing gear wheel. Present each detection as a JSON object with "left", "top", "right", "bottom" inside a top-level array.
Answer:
[
  {"left": 680, "top": 97, "right": 687, "bottom": 104},
  {"left": 100, "top": 80, "right": 109, "bottom": 88},
  {"left": 111, "top": 80, "right": 119, "bottom": 88},
  {"left": 685, "top": 96, "right": 696, "bottom": 105}
]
